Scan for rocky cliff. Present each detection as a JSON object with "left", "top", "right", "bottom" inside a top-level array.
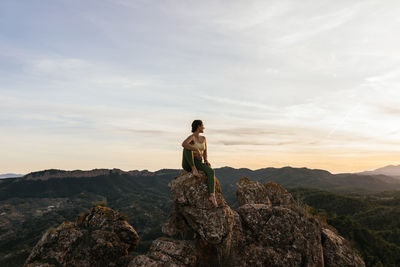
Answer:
[{"left": 24, "top": 170, "right": 365, "bottom": 267}]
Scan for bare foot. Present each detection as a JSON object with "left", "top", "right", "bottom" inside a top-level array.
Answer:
[
  {"left": 208, "top": 194, "right": 218, "bottom": 207},
  {"left": 192, "top": 168, "right": 200, "bottom": 177}
]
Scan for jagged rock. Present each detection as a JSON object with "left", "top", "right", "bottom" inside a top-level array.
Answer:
[
  {"left": 151, "top": 237, "right": 197, "bottom": 265},
  {"left": 236, "top": 177, "right": 294, "bottom": 207},
  {"left": 161, "top": 204, "right": 194, "bottom": 240},
  {"left": 24, "top": 262, "right": 55, "bottom": 267},
  {"left": 128, "top": 237, "right": 197, "bottom": 266},
  {"left": 322, "top": 228, "right": 365, "bottom": 266},
  {"left": 76, "top": 205, "right": 139, "bottom": 247},
  {"left": 145, "top": 172, "right": 365, "bottom": 267},
  {"left": 167, "top": 170, "right": 227, "bottom": 209},
  {"left": 166, "top": 169, "right": 235, "bottom": 244},
  {"left": 236, "top": 176, "right": 272, "bottom": 206},
  {"left": 128, "top": 255, "right": 163, "bottom": 267},
  {"left": 264, "top": 181, "right": 295, "bottom": 206},
  {"left": 24, "top": 206, "right": 139, "bottom": 267},
  {"left": 161, "top": 170, "right": 240, "bottom": 266},
  {"left": 236, "top": 203, "right": 324, "bottom": 266}
]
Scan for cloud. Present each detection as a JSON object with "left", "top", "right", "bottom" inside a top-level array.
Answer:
[
  {"left": 111, "top": 128, "right": 172, "bottom": 135},
  {"left": 210, "top": 127, "right": 294, "bottom": 136},
  {"left": 31, "top": 57, "right": 88, "bottom": 72},
  {"left": 274, "top": 3, "right": 363, "bottom": 46},
  {"left": 2, "top": 0, "right": 400, "bottom": 173},
  {"left": 372, "top": 104, "right": 400, "bottom": 116},
  {"left": 198, "top": 94, "right": 278, "bottom": 113},
  {"left": 217, "top": 140, "right": 297, "bottom": 146}
]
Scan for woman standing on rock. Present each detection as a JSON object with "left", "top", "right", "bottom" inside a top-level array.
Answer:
[{"left": 181, "top": 120, "right": 218, "bottom": 207}]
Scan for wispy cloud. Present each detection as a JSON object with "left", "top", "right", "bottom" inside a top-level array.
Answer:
[
  {"left": 210, "top": 127, "right": 294, "bottom": 136},
  {"left": 217, "top": 140, "right": 297, "bottom": 146},
  {"left": 198, "top": 94, "right": 278, "bottom": 112},
  {"left": 274, "top": 4, "right": 364, "bottom": 46},
  {"left": 1, "top": 0, "right": 400, "bottom": 174}
]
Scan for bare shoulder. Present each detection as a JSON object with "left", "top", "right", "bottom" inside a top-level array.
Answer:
[
  {"left": 202, "top": 136, "right": 207, "bottom": 142},
  {"left": 189, "top": 134, "right": 195, "bottom": 141},
  {"left": 183, "top": 134, "right": 195, "bottom": 144}
]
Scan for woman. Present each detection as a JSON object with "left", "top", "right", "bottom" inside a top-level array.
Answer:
[{"left": 181, "top": 120, "right": 218, "bottom": 207}]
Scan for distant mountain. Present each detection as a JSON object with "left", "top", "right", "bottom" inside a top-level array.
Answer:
[
  {"left": 21, "top": 168, "right": 157, "bottom": 181},
  {"left": 0, "top": 173, "right": 24, "bottom": 179},
  {"left": 2, "top": 166, "right": 400, "bottom": 213},
  {"left": 214, "top": 166, "right": 400, "bottom": 208},
  {"left": 357, "top": 164, "right": 400, "bottom": 178}
]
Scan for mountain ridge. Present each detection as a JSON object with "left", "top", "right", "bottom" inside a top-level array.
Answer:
[
  {"left": 0, "top": 173, "right": 24, "bottom": 179},
  {"left": 357, "top": 164, "right": 400, "bottom": 178},
  {"left": 7, "top": 165, "right": 400, "bottom": 193},
  {"left": 22, "top": 168, "right": 155, "bottom": 181}
]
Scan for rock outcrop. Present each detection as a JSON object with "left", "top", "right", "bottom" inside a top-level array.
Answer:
[
  {"left": 24, "top": 170, "right": 365, "bottom": 267},
  {"left": 236, "top": 177, "right": 295, "bottom": 207},
  {"left": 160, "top": 169, "right": 243, "bottom": 266},
  {"left": 321, "top": 228, "right": 366, "bottom": 267},
  {"left": 24, "top": 206, "right": 139, "bottom": 267}
]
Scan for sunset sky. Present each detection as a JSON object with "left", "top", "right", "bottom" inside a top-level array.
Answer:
[{"left": 1, "top": 0, "right": 400, "bottom": 175}]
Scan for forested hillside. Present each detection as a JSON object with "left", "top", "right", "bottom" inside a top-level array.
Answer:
[
  {"left": 1, "top": 167, "right": 399, "bottom": 266},
  {"left": 290, "top": 188, "right": 400, "bottom": 267}
]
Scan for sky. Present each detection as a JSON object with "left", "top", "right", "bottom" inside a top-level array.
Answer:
[{"left": 1, "top": 0, "right": 400, "bottom": 175}]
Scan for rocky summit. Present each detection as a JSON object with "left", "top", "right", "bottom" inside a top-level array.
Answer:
[{"left": 24, "top": 169, "right": 365, "bottom": 267}]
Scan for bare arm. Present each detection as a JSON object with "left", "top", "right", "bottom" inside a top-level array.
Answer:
[
  {"left": 203, "top": 137, "right": 208, "bottom": 162},
  {"left": 182, "top": 134, "right": 197, "bottom": 151}
]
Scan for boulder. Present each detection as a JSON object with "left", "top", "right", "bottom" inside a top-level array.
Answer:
[
  {"left": 24, "top": 206, "right": 139, "bottom": 267},
  {"left": 235, "top": 203, "right": 324, "bottom": 266},
  {"left": 263, "top": 181, "right": 295, "bottom": 206},
  {"left": 128, "top": 237, "right": 197, "bottom": 267},
  {"left": 322, "top": 228, "right": 365, "bottom": 266},
  {"left": 236, "top": 176, "right": 272, "bottom": 206},
  {"left": 236, "top": 177, "right": 294, "bottom": 207},
  {"left": 161, "top": 170, "right": 241, "bottom": 266}
]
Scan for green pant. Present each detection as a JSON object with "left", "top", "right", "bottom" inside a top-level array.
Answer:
[{"left": 182, "top": 148, "right": 215, "bottom": 194}]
